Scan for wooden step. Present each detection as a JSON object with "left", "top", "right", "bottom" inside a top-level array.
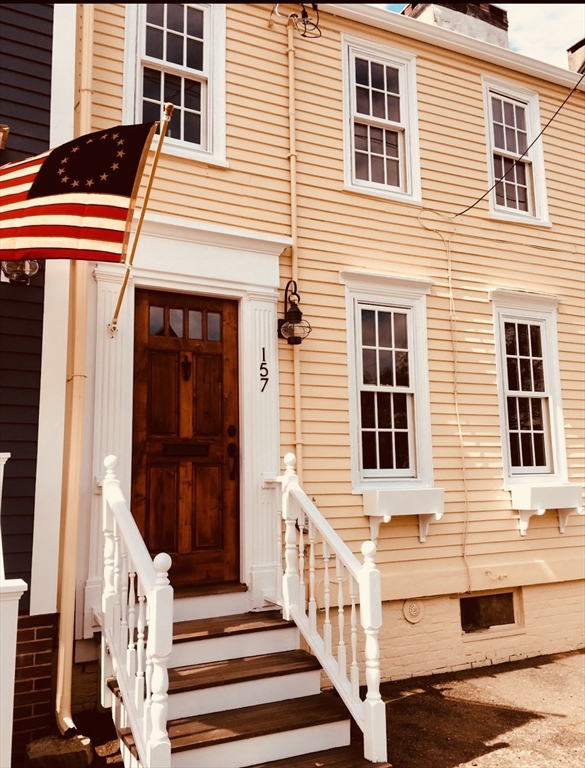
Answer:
[
  {"left": 108, "top": 650, "right": 323, "bottom": 718},
  {"left": 250, "top": 743, "right": 392, "bottom": 767},
  {"left": 119, "top": 692, "right": 351, "bottom": 768},
  {"left": 169, "top": 611, "right": 298, "bottom": 668},
  {"left": 173, "top": 583, "right": 249, "bottom": 622}
]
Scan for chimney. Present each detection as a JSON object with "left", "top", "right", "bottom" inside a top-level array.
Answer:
[
  {"left": 402, "top": 4, "right": 509, "bottom": 48},
  {"left": 567, "top": 38, "right": 585, "bottom": 74}
]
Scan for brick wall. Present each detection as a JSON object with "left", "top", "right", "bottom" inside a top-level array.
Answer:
[
  {"left": 71, "top": 661, "right": 99, "bottom": 714},
  {"left": 377, "top": 579, "right": 585, "bottom": 681},
  {"left": 12, "top": 613, "right": 58, "bottom": 761}
]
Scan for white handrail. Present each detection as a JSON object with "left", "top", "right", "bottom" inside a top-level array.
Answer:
[
  {"left": 279, "top": 453, "right": 387, "bottom": 764},
  {"left": 101, "top": 455, "right": 173, "bottom": 768}
]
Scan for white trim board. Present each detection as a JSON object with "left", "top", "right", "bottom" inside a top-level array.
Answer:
[{"left": 81, "top": 215, "right": 287, "bottom": 636}]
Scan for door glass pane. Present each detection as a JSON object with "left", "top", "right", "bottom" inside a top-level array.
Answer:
[
  {"left": 207, "top": 312, "right": 221, "bottom": 341},
  {"left": 188, "top": 310, "right": 202, "bottom": 339},
  {"left": 169, "top": 308, "right": 183, "bottom": 338},
  {"left": 149, "top": 306, "right": 164, "bottom": 336}
]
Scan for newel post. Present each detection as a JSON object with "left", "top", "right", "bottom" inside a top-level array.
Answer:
[
  {"left": 358, "top": 541, "right": 387, "bottom": 763},
  {"left": 146, "top": 552, "right": 173, "bottom": 768},
  {"left": 101, "top": 455, "right": 118, "bottom": 708},
  {"left": 281, "top": 453, "right": 300, "bottom": 621}
]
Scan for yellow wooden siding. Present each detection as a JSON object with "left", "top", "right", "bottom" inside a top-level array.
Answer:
[{"left": 89, "top": 4, "right": 584, "bottom": 597}]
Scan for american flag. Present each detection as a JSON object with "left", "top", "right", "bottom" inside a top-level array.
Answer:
[{"left": 0, "top": 122, "right": 157, "bottom": 263}]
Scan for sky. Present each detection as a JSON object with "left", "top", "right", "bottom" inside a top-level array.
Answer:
[{"left": 380, "top": 4, "right": 585, "bottom": 69}]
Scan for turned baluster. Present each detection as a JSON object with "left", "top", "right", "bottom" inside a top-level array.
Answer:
[
  {"left": 308, "top": 520, "right": 317, "bottom": 633},
  {"left": 298, "top": 512, "right": 306, "bottom": 614},
  {"left": 281, "top": 453, "right": 300, "bottom": 620},
  {"left": 120, "top": 540, "right": 129, "bottom": 657},
  {"left": 101, "top": 456, "right": 118, "bottom": 708},
  {"left": 336, "top": 558, "right": 347, "bottom": 680},
  {"left": 112, "top": 518, "right": 122, "bottom": 654},
  {"left": 126, "top": 567, "right": 137, "bottom": 680},
  {"left": 135, "top": 579, "right": 146, "bottom": 716},
  {"left": 323, "top": 540, "right": 332, "bottom": 657},
  {"left": 349, "top": 573, "right": 360, "bottom": 700}
]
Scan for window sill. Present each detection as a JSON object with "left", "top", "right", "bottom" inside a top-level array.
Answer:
[
  {"left": 462, "top": 625, "right": 526, "bottom": 643},
  {"left": 343, "top": 183, "right": 422, "bottom": 207},
  {"left": 152, "top": 135, "right": 229, "bottom": 168},
  {"left": 489, "top": 207, "right": 551, "bottom": 228},
  {"left": 510, "top": 483, "right": 583, "bottom": 536},
  {"left": 363, "top": 487, "right": 444, "bottom": 543}
]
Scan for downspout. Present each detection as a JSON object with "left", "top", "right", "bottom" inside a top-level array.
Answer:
[
  {"left": 287, "top": 21, "right": 304, "bottom": 482},
  {"left": 55, "top": 2, "right": 93, "bottom": 737}
]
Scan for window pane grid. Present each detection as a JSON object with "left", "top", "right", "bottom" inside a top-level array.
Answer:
[
  {"left": 360, "top": 306, "right": 413, "bottom": 475},
  {"left": 504, "top": 321, "right": 549, "bottom": 470},
  {"left": 352, "top": 53, "right": 405, "bottom": 192},
  {"left": 491, "top": 94, "right": 531, "bottom": 212},
  {"left": 142, "top": 4, "right": 206, "bottom": 148}
]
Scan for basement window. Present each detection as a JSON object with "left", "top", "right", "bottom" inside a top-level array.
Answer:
[{"left": 460, "top": 592, "right": 516, "bottom": 634}]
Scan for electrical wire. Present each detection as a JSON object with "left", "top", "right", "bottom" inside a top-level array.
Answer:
[
  {"left": 456, "top": 70, "right": 585, "bottom": 217},
  {"left": 270, "top": 3, "right": 322, "bottom": 38}
]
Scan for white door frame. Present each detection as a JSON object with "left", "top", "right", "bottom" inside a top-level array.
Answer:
[{"left": 82, "top": 213, "right": 291, "bottom": 636}]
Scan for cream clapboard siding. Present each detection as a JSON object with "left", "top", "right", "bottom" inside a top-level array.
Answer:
[{"left": 89, "top": 4, "right": 583, "bottom": 599}]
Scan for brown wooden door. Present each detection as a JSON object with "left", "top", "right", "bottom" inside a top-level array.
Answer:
[{"left": 132, "top": 289, "right": 239, "bottom": 589}]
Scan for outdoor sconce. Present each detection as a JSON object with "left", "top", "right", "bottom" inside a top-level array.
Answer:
[
  {"left": 1, "top": 260, "right": 40, "bottom": 286},
  {"left": 278, "top": 279, "right": 312, "bottom": 345}
]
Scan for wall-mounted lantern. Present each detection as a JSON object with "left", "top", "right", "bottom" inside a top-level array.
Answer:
[
  {"left": 1, "top": 260, "right": 40, "bottom": 285},
  {"left": 278, "top": 279, "right": 312, "bottom": 345}
]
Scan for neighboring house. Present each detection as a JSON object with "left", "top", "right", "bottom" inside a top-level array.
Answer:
[{"left": 1, "top": 3, "right": 583, "bottom": 766}]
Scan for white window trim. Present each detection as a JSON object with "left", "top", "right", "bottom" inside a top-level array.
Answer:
[
  {"left": 490, "top": 289, "right": 568, "bottom": 487},
  {"left": 341, "top": 270, "right": 434, "bottom": 492},
  {"left": 482, "top": 76, "right": 550, "bottom": 227},
  {"left": 123, "top": 3, "right": 227, "bottom": 167},
  {"left": 342, "top": 35, "right": 422, "bottom": 206}
]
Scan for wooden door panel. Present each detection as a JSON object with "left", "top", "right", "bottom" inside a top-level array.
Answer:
[{"left": 132, "top": 289, "right": 239, "bottom": 589}]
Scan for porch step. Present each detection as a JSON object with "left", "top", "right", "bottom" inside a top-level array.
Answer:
[
  {"left": 108, "top": 649, "right": 322, "bottom": 718},
  {"left": 173, "top": 583, "right": 249, "bottom": 622},
  {"left": 169, "top": 610, "right": 298, "bottom": 668},
  {"left": 250, "top": 743, "right": 392, "bottom": 767},
  {"left": 119, "top": 692, "right": 351, "bottom": 768}
]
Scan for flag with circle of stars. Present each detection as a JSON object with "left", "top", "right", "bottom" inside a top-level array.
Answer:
[{"left": 0, "top": 121, "right": 157, "bottom": 263}]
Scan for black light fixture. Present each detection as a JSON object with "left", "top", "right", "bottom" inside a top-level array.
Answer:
[
  {"left": 1, "top": 259, "right": 40, "bottom": 286},
  {"left": 278, "top": 279, "right": 312, "bottom": 345}
]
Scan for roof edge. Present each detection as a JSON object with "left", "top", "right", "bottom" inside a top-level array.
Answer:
[{"left": 321, "top": 3, "right": 585, "bottom": 91}]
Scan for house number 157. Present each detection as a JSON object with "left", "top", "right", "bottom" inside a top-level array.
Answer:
[{"left": 260, "top": 347, "right": 269, "bottom": 392}]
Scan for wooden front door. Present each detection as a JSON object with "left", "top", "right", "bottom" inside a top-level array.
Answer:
[{"left": 132, "top": 289, "right": 239, "bottom": 589}]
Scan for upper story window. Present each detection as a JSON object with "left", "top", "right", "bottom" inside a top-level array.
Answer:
[
  {"left": 490, "top": 290, "right": 568, "bottom": 486},
  {"left": 343, "top": 36, "right": 421, "bottom": 205},
  {"left": 124, "top": 4, "right": 226, "bottom": 166},
  {"left": 483, "top": 77, "right": 549, "bottom": 226},
  {"left": 340, "top": 271, "right": 434, "bottom": 491}
]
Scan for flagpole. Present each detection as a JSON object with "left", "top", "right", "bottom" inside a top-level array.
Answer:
[{"left": 108, "top": 102, "right": 174, "bottom": 335}]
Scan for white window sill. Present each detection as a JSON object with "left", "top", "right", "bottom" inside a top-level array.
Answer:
[
  {"left": 343, "top": 183, "right": 422, "bottom": 207},
  {"left": 510, "top": 483, "right": 583, "bottom": 536},
  {"left": 152, "top": 135, "right": 229, "bottom": 168},
  {"left": 363, "top": 487, "right": 444, "bottom": 543},
  {"left": 489, "top": 207, "right": 551, "bottom": 228}
]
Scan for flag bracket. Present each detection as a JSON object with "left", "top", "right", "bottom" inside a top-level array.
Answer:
[{"left": 108, "top": 102, "right": 174, "bottom": 338}]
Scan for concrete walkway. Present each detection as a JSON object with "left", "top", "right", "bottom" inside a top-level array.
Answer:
[{"left": 380, "top": 649, "right": 584, "bottom": 768}]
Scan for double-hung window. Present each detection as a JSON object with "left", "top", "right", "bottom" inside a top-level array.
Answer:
[
  {"left": 491, "top": 290, "right": 567, "bottom": 485},
  {"left": 483, "top": 78, "right": 549, "bottom": 225},
  {"left": 341, "top": 271, "right": 434, "bottom": 491},
  {"left": 344, "top": 37, "right": 421, "bottom": 204},
  {"left": 125, "top": 4, "right": 226, "bottom": 165}
]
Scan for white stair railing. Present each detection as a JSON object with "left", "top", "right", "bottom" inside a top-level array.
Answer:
[
  {"left": 101, "top": 455, "right": 173, "bottom": 768},
  {"left": 279, "top": 453, "right": 387, "bottom": 764}
]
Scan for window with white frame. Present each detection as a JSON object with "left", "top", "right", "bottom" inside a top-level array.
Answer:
[
  {"left": 344, "top": 37, "right": 421, "bottom": 204},
  {"left": 483, "top": 78, "right": 549, "bottom": 224},
  {"left": 491, "top": 290, "right": 568, "bottom": 484},
  {"left": 125, "top": 4, "right": 226, "bottom": 164},
  {"left": 340, "top": 271, "right": 434, "bottom": 490}
]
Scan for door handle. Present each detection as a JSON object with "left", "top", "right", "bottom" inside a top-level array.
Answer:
[
  {"left": 181, "top": 356, "right": 192, "bottom": 381},
  {"left": 227, "top": 442, "right": 238, "bottom": 480}
]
